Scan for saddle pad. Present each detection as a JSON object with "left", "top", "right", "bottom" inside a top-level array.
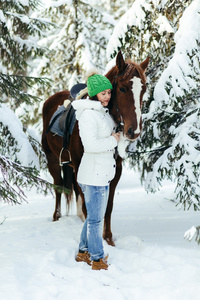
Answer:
[{"left": 49, "top": 104, "right": 76, "bottom": 137}]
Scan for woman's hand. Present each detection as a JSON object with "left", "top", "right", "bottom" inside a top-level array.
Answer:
[{"left": 112, "top": 132, "right": 120, "bottom": 142}]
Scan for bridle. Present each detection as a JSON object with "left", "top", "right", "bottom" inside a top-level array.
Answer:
[{"left": 111, "top": 64, "right": 143, "bottom": 133}]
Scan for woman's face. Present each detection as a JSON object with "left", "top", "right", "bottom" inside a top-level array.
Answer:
[{"left": 96, "top": 89, "right": 112, "bottom": 107}]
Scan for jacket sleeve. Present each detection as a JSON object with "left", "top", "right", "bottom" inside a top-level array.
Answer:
[{"left": 78, "top": 110, "right": 117, "bottom": 153}]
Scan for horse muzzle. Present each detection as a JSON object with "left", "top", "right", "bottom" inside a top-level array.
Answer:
[{"left": 126, "top": 126, "right": 141, "bottom": 141}]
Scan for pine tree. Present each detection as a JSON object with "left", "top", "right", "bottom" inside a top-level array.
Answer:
[
  {"left": 37, "top": 0, "right": 116, "bottom": 100},
  {"left": 107, "top": 0, "right": 200, "bottom": 209},
  {"left": 0, "top": 0, "right": 55, "bottom": 204},
  {"left": 142, "top": 0, "right": 200, "bottom": 210}
]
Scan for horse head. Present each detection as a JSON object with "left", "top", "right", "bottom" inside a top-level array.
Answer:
[{"left": 107, "top": 51, "right": 149, "bottom": 141}]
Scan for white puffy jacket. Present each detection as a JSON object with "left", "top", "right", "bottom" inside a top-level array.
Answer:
[{"left": 72, "top": 99, "right": 117, "bottom": 186}]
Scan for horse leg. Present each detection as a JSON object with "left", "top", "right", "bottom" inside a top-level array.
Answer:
[
  {"left": 54, "top": 189, "right": 62, "bottom": 221},
  {"left": 72, "top": 174, "right": 86, "bottom": 221},
  {"left": 45, "top": 150, "right": 63, "bottom": 221},
  {"left": 103, "top": 157, "right": 122, "bottom": 246}
]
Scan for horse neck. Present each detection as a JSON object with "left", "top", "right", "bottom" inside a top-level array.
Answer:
[{"left": 106, "top": 67, "right": 120, "bottom": 123}]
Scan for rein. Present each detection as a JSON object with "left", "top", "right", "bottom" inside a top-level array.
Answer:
[{"left": 112, "top": 74, "right": 124, "bottom": 133}]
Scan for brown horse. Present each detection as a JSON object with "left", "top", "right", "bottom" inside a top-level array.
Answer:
[{"left": 42, "top": 51, "right": 149, "bottom": 246}]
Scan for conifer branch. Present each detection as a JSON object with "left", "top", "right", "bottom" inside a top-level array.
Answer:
[
  {"left": 0, "top": 73, "right": 51, "bottom": 106},
  {"left": 0, "top": 155, "right": 69, "bottom": 204}
]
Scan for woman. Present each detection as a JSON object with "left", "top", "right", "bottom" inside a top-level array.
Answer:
[{"left": 72, "top": 73, "right": 120, "bottom": 270}]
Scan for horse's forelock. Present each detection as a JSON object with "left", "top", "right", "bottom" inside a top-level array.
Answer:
[
  {"left": 119, "top": 62, "right": 146, "bottom": 84},
  {"left": 133, "top": 64, "right": 147, "bottom": 84}
]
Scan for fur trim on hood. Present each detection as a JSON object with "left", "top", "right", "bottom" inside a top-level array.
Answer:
[{"left": 76, "top": 87, "right": 88, "bottom": 100}]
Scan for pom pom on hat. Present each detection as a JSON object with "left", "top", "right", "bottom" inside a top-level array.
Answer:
[
  {"left": 85, "top": 68, "right": 100, "bottom": 79},
  {"left": 86, "top": 71, "right": 112, "bottom": 97}
]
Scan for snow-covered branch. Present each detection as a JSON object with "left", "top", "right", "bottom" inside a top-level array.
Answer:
[{"left": 184, "top": 226, "right": 200, "bottom": 244}]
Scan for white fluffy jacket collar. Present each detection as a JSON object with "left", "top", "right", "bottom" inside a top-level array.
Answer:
[{"left": 72, "top": 99, "right": 108, "bottom": 120}]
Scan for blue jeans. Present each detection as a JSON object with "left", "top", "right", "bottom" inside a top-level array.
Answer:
[{"left": 78, "top": 184, "right": 109, "bottom": 261}]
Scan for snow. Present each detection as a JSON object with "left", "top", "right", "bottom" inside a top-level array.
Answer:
[
  {"left": 1, "top": 167, "right": 200, "bottom": 300},
  {"left": 0, "top": 9, "right": 6, "bottom": 23},
  {"left": 0, "top": 104, "right": 39, "bottom": 168},
  {"left": 2, "top": 0, "right": 200, "bottom": 297},
  {"left": 154, "top": 15, "right": 174, "bottom": 35},
  {"left": 17, "top": 0, "right": 29, "bottom": 5},
  {"left": 41, "top": 0, "right": 72, "bottom": 8},
  {"left": 175, "top": 0, "right": 200, "bottom": 46},
  {"left": 184, "top": 226, "right": 197, "bottom": 242}
]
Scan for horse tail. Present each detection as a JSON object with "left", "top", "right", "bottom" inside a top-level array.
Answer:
[
  {"left": 62, "top": 162, "right": 73, "bottom": 191},
  {"left": 62, "top": 165, "right": 78, "bottom": 215}
]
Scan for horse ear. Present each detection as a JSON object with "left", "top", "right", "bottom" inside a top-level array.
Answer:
[
  {"left": 116, "top": 50, "right": 126, "bottom": 73},
  {"left": 140, "top": 57, "right": 150, "bottom": 72}
]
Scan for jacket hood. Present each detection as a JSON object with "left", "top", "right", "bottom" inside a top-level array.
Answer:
[{"left": 72, "top": 99, "right": 108, "bottom": 120}]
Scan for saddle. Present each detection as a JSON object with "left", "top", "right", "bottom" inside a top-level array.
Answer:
[
  {"left": 46, "top": 100, "right": 76, "bottom": 149},
  {"left": 46, "top": 84, "right": 87, "bottom": 189},
  {"left": 46, "top": 83, "right": 87, "bottom": 149}
]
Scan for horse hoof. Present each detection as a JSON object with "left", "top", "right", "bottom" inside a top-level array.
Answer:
[
  {"left": 53, "top": 213, "right": 61, "bottom": 221},
  {"left": 104, "top": 237, "right": 115, "bottom": 247}
]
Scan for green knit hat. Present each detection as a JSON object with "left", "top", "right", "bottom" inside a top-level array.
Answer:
[{"left": 87, "top": 74, "right": 113, "bottom": 97}]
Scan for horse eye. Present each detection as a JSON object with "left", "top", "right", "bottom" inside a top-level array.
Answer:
[{"left": 119, "top": 87, "right": 126, "bottom": 93}]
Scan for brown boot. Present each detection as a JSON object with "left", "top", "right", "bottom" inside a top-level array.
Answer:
[
  {"left": 75, "top": 251, "right": 91, "bottom": 266},
  {"left": 92, "top": 257, "right": 109, "bottom": 270}
]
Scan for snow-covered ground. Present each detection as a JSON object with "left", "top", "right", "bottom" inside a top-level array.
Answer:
[{"left": 1, "top": 167, "right": 200, "bottom": 300}]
